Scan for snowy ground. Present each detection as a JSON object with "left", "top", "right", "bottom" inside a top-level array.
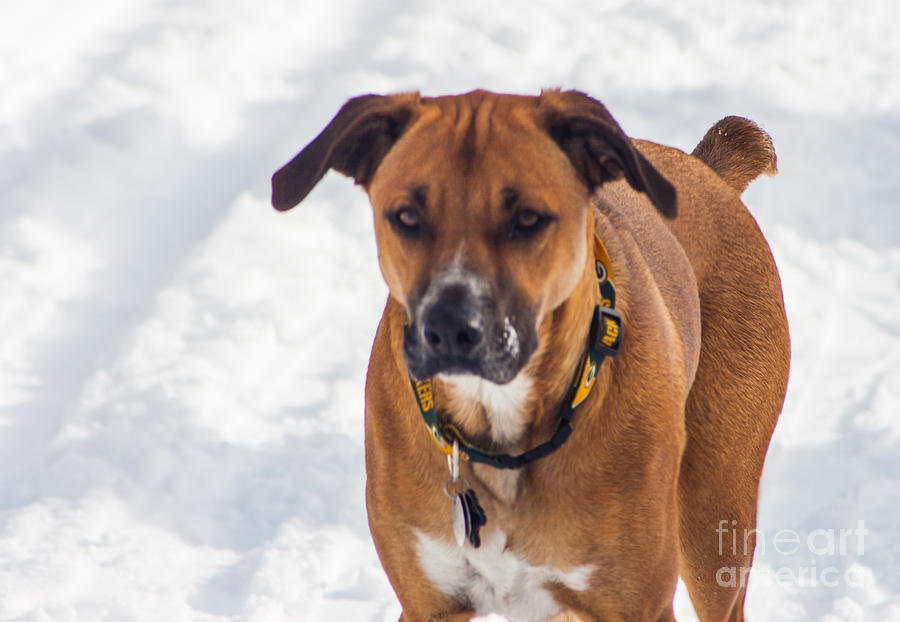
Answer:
[{"left": 1, "top": 1, "right": 899, "bottom": 620}]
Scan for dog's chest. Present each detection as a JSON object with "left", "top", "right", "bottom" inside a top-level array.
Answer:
[
  {"left": 439, "top": 372, "right": 534, "bottom": 445},
  {"left": 415, "top": 530, "right": 593, "bottom": 621}
]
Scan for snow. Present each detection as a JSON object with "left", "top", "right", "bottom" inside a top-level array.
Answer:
[{"left": 1, "top": 1, "right": 898, "bottom": 620}]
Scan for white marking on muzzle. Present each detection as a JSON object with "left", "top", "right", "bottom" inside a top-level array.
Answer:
[
  {"left": 417, "top": 247, "right": 489, "bottom": 322},
  {"left": 501, "top": 316, "right": 520, "bottom": 359}
]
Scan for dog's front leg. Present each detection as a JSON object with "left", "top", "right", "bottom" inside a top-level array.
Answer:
[
  {"left": 382, "top": 569, "right": 475, "bottom": 622},
  {"left": 544, "top": 570, "right": 679, "bottom": 622},
  {"left": 400, "top": 612, "right": 476, "bottom": 622},
  {"left": 404, "top": 610, "right": 587, "bottom": 622}
]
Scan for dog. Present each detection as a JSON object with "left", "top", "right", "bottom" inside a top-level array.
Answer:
[{"left": 271, "top": 90, "right": 790, "bottom": 622}]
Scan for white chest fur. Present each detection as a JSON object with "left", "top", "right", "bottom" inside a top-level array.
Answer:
[
  {"left": 416, "top": 530, "right": 594, "bottom": 621},
  {"left": 439, "top": 372, "right": 534, "bottom": 445}
]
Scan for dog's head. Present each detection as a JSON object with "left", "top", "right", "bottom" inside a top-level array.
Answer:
[{"left": 273, "top": 90, "right": 675, "bottom": 384}]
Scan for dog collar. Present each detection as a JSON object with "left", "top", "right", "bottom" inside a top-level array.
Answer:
[{"left": 408, "top": 234, "right": 623, "bottom": 470}]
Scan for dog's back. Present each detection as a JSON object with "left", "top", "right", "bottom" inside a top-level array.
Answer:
[{"left": 631, "top": 118, "right": 788, "bottom": 621}]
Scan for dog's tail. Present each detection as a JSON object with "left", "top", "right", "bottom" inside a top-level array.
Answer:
[{"left": 691, "top": 116, "right": 777, "bottom": 194}]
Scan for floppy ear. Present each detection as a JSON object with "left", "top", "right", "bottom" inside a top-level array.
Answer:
[
  {"left": 538, "top": 89, "right": 677, "bottom": 218},
  {"left": 271, "top": 93, "right": 420, "bottom": 211}
]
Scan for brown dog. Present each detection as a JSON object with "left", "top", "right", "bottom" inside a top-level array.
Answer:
[{"left": 271, "top": 90, "right": 789, "bottom": 622}]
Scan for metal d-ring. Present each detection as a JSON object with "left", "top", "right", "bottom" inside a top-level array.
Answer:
[{"left": 444, "top": 476, "right": 472, "bottom": 500}]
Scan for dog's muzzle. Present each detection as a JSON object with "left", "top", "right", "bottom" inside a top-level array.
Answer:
[{"left": 403, "top": 281, "right": 536, "bottom": 384}]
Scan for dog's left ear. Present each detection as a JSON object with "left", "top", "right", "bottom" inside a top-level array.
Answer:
[
  {"left": 272, "top": 93, "right": 420, "bottom": 211},
  {"left": 538, "top": 89, "right": 677, "bottom": 218}
]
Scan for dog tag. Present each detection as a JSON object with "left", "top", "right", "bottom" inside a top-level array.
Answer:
[
  {"left": 452, "top": 494, "right": 467, "bottom": 546},
  {"left": 452, "top": 488, "right": 487, "bottom": 548}
]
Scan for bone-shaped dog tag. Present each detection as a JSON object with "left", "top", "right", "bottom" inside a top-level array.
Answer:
[{"left": 452, "top": 488, "right": 487, "bottom": 548}]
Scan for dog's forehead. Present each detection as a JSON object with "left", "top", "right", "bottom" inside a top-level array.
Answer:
[
  {"left": 418, "top": 90, "right": 541, "bottom": 158},
  {"left": 371, "top": 90, "right": 576, "bottom": 206},
  {"left": 420, "top": 90, "right": 538, "bottom": 122}
]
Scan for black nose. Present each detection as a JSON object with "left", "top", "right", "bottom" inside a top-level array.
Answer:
[{"left": 422, "top": 299, "right": 485, "bottom": 359}]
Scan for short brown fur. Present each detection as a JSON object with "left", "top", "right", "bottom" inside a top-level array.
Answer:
[
  {"left": 271, "top": 90, "right": 790, "bottom": 622},
  {"left": 691, "top": 116, "right": 777, "bottom": 194}
]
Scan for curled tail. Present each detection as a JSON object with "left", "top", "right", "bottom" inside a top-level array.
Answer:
[{"left": 691, "top": 116, "right": 777, "bottom": 194}]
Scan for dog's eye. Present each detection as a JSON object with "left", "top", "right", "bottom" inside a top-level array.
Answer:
[
  {"left": 516, "top": 210, "right": 540, "bottom": 229},
  {"left": 510, "top": 209, "right": 552, "bottom": 239},
  {"left": 397, "top": 208, "right": 419, "bottom": 228},
  {"left": 389, "top": 207, "right": 422, "bottom": 234}
]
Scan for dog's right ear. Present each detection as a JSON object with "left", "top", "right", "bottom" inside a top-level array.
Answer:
[{"left": 271, "top": 93, "right": 420, "bottom": 211}]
